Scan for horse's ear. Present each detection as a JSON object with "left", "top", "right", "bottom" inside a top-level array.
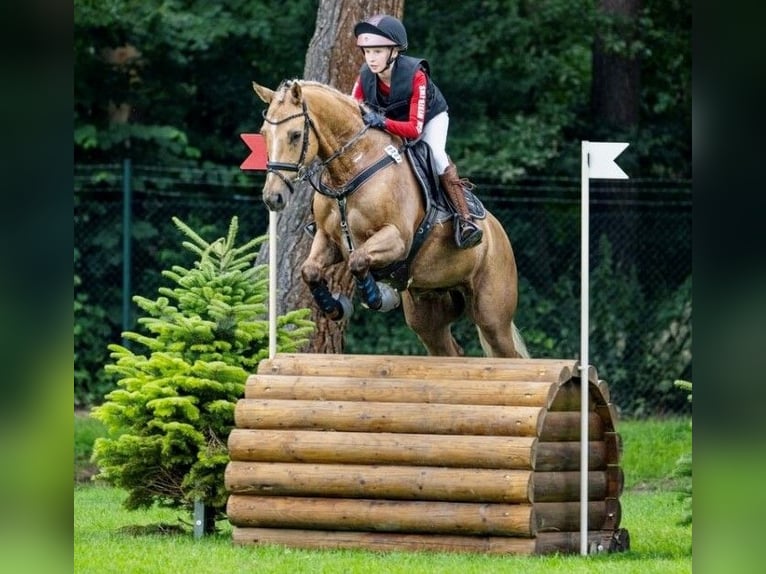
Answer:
[
  {"left": 252, "top": 81, "right": 274, "bottom": 104},
  {"left": 289, "top": 81, "right": 303, "bottom": 104}
]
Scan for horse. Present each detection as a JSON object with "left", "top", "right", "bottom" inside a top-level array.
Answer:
[{"left": 253, "top": 79, "right": 529, "bottom": 358}]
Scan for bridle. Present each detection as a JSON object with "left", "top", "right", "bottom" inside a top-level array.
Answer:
[
  {"left": 262, "top": 100, "right": 378, "bottom": 197},
  {"left": 261, "top": 102, "right": 314, "bottom": 195},
  {"left": 262, "top": 88, "right": 431, "bottom": 267}
]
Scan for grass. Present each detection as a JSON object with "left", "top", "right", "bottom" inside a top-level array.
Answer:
[
  {"left": 74, "top": 411, "right": 107, "bottom": 482},
  {"left": 74, "top": 413, "right": 692, "bottom": 573}
]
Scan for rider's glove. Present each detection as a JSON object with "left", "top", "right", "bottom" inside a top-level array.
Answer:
[{"left": 362, "top": 111, "right": 387, "bottom": 130}]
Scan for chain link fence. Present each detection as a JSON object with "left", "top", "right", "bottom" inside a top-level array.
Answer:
[{"left": 75, "top": 163, "right": 691, "bottom": 415}]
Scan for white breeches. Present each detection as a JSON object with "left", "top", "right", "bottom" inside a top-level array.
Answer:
[{"left": 421, "top": 111, "right": 451, "bottom": 175}]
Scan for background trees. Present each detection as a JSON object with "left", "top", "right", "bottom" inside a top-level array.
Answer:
[
  {"left": 74, "top": 0, "right": 691, "bottom": 415},
  {"left": 74, "top": 0, "right": 690, "bottom": 177}
]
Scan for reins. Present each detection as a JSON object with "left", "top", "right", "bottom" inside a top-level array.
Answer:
[
  {"left": 262, "top": 94, "right": 409, "bottom": 201},
  {"left": 262, "top": 86, "right": 410, "bottom": 255}
]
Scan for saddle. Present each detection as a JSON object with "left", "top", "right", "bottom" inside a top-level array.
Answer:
[
  {"left": 404, "top": 138, "right": 487, "bottom": 222},
  {"left": 304, "top": 139, "right": 487, "bottom": 291},
  {"left": 370, "top": 139, "right": 487, "bottom": 290}
]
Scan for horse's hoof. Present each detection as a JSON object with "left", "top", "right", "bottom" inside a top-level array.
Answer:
[
  {"left": 376, "top": 282, "right": 401, "bottom": 312},
  {"left": 332, "top": 293, "right": 354, "bottom": 320}
]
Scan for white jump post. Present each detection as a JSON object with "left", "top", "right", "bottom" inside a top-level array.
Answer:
[
  {"left": 268, "top": 210, "right": 277, "bottom": 359},
  {"left": 579, "top": 140, "right": 629, "bottom": 555},
  {"left": 238, "top": 133, "right": 276, "bottom": 359}
]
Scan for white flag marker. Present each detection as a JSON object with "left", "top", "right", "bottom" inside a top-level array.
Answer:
[
  {"left": 579, "top": 141, "right": 629, "bottom": 555},
  {"left": 588, "top": 141, "right": 629, "bottom": 180}
]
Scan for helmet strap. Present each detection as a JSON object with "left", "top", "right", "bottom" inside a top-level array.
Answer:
[{"left": 381, "top": 48, "right": 397, "bottom": 73}]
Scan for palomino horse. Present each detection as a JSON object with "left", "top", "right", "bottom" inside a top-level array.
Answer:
[{"left": 254, "top": 79, "right": 528, "bottom": 358}]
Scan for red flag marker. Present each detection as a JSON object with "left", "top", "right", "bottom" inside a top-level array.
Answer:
[{"left": 240, "top": 133, "right": 267, "bottom": 170}]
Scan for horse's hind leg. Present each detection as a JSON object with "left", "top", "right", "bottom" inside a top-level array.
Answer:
[
  {"left": 465, "top": 278, "right": 532, "bottom": 358},
  {"left": 402, "top": 290, "right": 464, "bottom": 356}
]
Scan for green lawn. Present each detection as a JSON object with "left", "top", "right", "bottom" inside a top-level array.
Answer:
[{"left": 74, "top": 415, "right": 692, "bottom": 573}]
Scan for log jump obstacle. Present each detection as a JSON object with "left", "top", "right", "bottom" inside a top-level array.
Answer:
[{"left": 225, "top": 353, "right": 630, "bottom": 555}]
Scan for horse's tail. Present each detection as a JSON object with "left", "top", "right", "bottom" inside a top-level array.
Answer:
[{"left": 512, "top": 321, "right": 531, "bottom": 359}]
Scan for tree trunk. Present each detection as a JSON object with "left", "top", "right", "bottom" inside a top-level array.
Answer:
[
  {"left": 591, "top": 0, "right": 641, "bottom": 130},
  {"left": 255, "top": 0, "right": 405, "bottom": 354},
  {"left": 590, "top": 0, "right": 642, "bottom": 270}
]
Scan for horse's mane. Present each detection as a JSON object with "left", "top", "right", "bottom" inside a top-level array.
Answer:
[
  {"left": 273, "top": 78, "right": 394, "bottom": 150},
  {"left": 276, "top": 78, "right": 361, "bottom": 116}
]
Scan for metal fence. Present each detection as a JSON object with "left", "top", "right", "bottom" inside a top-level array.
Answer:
[{"left": 74, "top": 162, "right": 691, "bottom": 414}]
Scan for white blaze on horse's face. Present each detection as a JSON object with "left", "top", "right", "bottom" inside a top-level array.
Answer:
[{"left": 253, "top": 81, "right": 312, "bottom": 211}]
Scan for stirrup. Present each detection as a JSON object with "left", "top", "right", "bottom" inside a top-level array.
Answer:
[{"left": 454, "top": 216, "right": 483, "bottom": 249}]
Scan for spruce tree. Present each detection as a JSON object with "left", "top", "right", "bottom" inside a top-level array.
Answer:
[{"left": 91, "top": 216, "right": 313, "bottom": 532}]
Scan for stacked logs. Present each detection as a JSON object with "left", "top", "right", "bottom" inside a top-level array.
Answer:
[{"left": 225, "top": 353, "right": 629, "bottom": 555}]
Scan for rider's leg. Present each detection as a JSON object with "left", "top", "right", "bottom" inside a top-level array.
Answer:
[
  {"left": 422, "top": 112, "right": 483, "bottom": 249},
  {"left": 439, "top": 162, "right": 483, "bottom": 249}
]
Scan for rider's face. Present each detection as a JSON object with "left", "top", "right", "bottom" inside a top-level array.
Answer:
[{"left": 362, "top": 47, "right": 397, "bottom": 75}]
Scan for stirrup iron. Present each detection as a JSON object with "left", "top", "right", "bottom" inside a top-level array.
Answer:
[{"left": 454, "top": 215, "right": 483, "bottom": 249}]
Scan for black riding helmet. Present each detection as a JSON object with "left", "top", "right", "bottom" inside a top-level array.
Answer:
[{"left": 354, "top": 14, "right": 408, "bottom": 51}]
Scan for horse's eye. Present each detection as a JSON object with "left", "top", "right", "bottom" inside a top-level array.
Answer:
[{"left": 288, "top": 130, "right": 301, "bottom": 146}]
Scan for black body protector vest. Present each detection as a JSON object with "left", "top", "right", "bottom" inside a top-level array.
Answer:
[{"left": 359, "top": 55, "right": 448, "bottom": 125}]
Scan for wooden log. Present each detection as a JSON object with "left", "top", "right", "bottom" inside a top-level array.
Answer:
[
  {"left": 232, "top": 527, "right": 539, "bottom": 554},
  {"left": 227, "top": 495, "right": 535, "bottom": 536},
  {"left": 257, "top": 353, "right": 575, "bottom": 383},
  {"left": 532, "top": 471, "right": 610, "bottom": 502},
  {"left": 245, "top": 374, "right": 559, "bottom": 407},
  {"left": 607, "top": 466, "right": 625, "bottom": 498},
  {"left": 596, "top": 403, "right": 618, "bottom": 431},
  {"left": 534, "top": 528, "right": 630, "bottom": 554},
  {"left": 225, "top": 462, "right": 534, "bottom": 503},
  {"left": 534, "top": 441, "right": 606, "bottom": 471},
  {"left": 228, "top": 429, "right": 537, "bottom": 469},
  {"left": 538, "top": 411, "right": 604, "bottom": 441},
  {"left": 234, "top": 399, "right": 544, "bottom": 437},
  {"left": 546, "top": 381, "right": 596, "bottom": 411},
  {"left": 605, "top": 432, "right": 622, "bottom": 466},
  {"left": 534, "top": 500, "right": 619, "bottom": 532},
  {"left": 601, "top": 497, "right": 622, "bottom": 531}
]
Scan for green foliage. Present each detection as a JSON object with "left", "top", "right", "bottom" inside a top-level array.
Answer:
[
  {"left": 639, "top": 277, "right": 693, "bottom": 411},
  {"left": 74, "top": 414, "right": 108, "bottom": 467},
  {"left": 406, "top": 0, "right": 597, "bottom": 180},
  {"left": 589, "top": 235, "right": 645, "bottom": 408},
  {"left": 74, "top": 0, "right": 315, "bottom": 166},
  {"left": 74, "top": 0, "right": 690, "bottom": 179},
  {"left": 672, "top": 380, "right": 692, "bottom": 525},
  {"left": 490, "top": 231, "right": 687, "bottom": 416},
  {"left": 91, "top": 217, "right": 313, "bottom": 526},
  {"left": 74, "top": 250, "right": 114, "bottom": 407}
]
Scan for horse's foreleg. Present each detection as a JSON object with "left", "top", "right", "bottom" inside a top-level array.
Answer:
[
  {"left": 301, "top": 232, "right": 352, "bottom": 320},
  {"left": 348, "top": 224, "right": 407, "bottom": 312}
]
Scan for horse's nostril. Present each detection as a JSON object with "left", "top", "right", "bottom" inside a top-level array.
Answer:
[{"left": 263, "top": 193, "right": 286, "bottom": 212}]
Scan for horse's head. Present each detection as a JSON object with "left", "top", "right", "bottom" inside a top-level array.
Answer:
[{"left": 253, "top": 80, "right": 319, "bottom": 211}]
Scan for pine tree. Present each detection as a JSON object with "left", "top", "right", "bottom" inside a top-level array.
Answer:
[{"left": 91, "top": 216, "right": 313, "bottom": 532}]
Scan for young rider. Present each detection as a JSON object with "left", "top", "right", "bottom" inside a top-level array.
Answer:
[{"left": 351, "top": 14, "right": 483, "bottom": 249}]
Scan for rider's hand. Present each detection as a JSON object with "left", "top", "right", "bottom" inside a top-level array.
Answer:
[{"left": 362, "top": 111, "right": 387, "bottom": 130}]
